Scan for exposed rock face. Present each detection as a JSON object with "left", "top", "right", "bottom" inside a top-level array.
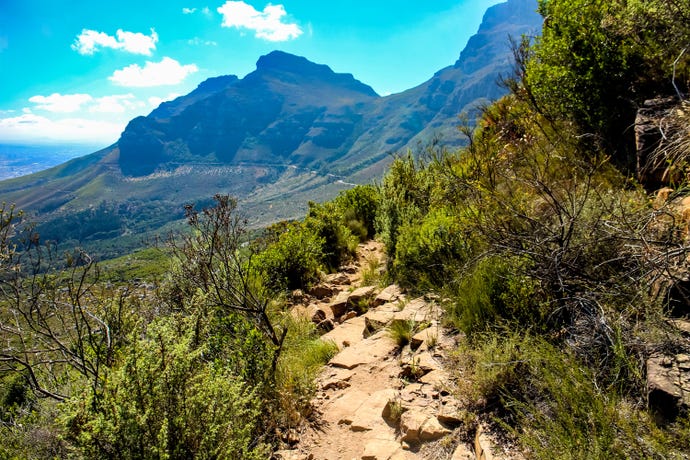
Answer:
[
  {"left": 647, "top": 354, "right": 690, "bottom": 421},
  {"left": 116, "top": 0, "right": 543, "bottom": 179}
]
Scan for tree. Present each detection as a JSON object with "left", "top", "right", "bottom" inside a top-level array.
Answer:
[
  {"left": 169, "top": 194, "right": 287, "bottom": 370},
  {"left": 0, "top": 203, "right": 130, "bottom": 404}
]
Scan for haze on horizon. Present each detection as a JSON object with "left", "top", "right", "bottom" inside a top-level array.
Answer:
[{"left": 0, "top": 0, "right": 502, "bottom": 149}]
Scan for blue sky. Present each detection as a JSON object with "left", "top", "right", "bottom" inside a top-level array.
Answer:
[{"left": 0, "top": 0, "right": 502, "bottom": 147}]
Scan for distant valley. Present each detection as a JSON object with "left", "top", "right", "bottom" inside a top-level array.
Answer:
[{"left": 0, "top": 144, "right": 103, "bottom": 180}]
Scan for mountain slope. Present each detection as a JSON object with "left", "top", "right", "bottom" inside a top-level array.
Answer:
[{"left": 0, "top": 0, "right": 542, "bottom": 258}]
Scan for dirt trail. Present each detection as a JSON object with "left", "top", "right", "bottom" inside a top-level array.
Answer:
[{"left": 275, "top": 241, "right": 518, "bottom": 460}]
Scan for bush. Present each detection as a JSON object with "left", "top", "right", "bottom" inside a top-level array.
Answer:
[
  {"left": 446, "top": 256, "right": 543, "bottom": 336},
  {"left": 305, "top": 201, "right": 358, "bottom": 271},
  {"left": 64, "top": 315, "right": 270, "bottom": 459},
  {"left": 256, "top": 221, "right": 324, "bottom": 291},
  {"left": 333, "top": 185, "right": 380, "bottom": 241},
  {"left": 460, "top": 332, "right": 689, "bottom": 459},
  {"left": 393, "top": 207, "right": 473, "bottom": 291}
]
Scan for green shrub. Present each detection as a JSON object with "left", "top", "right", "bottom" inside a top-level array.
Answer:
[
  {"left": 460, "top": 332, "right": 689, "bottom": 459},
  {"left": 393, "top": 207, "right": 472, "bottom": 291},
  {"left": 305, "top": 202, "right": 358, "bottom": 271},
  {"left": 334, "top": 185, "right": 380, "bottom": 241},
  {"left": 64, "top": 315, "right": 270, "bottom": 460},
  {"left": 446, "top": 256, "right": 543, "bottom": 335},
  {"left": 256, "top": 222, "right": 324, "bottom": 291}
]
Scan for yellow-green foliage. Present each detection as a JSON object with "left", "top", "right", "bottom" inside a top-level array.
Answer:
[
  {"left": 275, "top": 316, "right": 338, "bottom": 427},
  {"left": 63, "top": 315, "right": 270, "bottom": 459},
  {"left": 459, "top": 332, "right": 690, "bottom": 459}
]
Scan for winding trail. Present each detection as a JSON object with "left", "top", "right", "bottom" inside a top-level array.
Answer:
[{"left": 275, "top": 241, "right": 520, "bottom": 460}]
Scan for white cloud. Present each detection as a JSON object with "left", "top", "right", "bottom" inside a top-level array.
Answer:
[
  {"left": 201, "top": 7, "right": 212, "bottom": 16},
  {"left": 90, "top": 94, "right": 145, "bottom": 113},
  {"left": 148, "top": 93, "right": 181, "bottom": 107},
  {"left": 109, "top": 57, "right": 199, "bottom": 87},
  {"left": 29, "top": 93, "right": 93, "bottom": 113},
  {"left": 217, "top": 1, "right": 302, "bottom": 42},
  {"left": 182, "top": 7, "right": 197, "bottom": 14},
  {"left": 0, "top": 114, "right": 124, "bottom": 144},
  {"left": 72, "top": 28, "right": 158, "bottom": 56}
]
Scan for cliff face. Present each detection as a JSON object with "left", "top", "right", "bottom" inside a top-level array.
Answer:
[
  {"left": 117, "top": 0, "right": 542, "bottom": 178},
  {"left": 0, "top": 0, "right": 543, "bottom": 256}
]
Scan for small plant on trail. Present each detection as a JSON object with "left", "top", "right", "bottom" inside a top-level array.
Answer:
[{"left": 388, "top": 319, "right": 416, "bottom": 348}]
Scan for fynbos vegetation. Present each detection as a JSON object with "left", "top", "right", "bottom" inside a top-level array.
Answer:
[{"left": 2, "top": 0, "right": 690, "bottom": 458}]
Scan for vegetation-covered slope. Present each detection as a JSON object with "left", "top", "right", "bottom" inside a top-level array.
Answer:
[
  {"left": 0, "top": 0, "right": 541, "bottom": 260},
  {"left": 2, "top": 0, "right": 690, "bottom": 458}
]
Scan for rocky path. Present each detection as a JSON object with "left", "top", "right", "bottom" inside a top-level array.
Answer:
[{"left": 275, "top": 241, "right": 514, "bottom": 460}]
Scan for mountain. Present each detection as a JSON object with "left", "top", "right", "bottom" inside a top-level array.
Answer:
[{"left": 0, "top": 0, "right": 542, "bottom": 258}]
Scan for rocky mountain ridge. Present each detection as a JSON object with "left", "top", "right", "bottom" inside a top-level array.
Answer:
[{"left": 0, "top": 0, "right": 542, "bottom": 257}]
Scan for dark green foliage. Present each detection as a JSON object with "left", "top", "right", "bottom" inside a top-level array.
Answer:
[
  {"left": 521, "top": 0, "right": 690, "bottom": 167},
  {"left": 333, "top": 185, "right": 380, "bottom": 241},
  {"left": 0, "top": 374, "right": 33, "bottom": 423},
  {"left": 446, "top": 257, "right": 543, "bottom": 336},
  {"left": 305, "top": 201, "right": 358, "bottom": 271},
  {"left": 375, "top": 153, "right": 433, "bottom": 260},
  {"left": 393, "top": 207, "right": 472, "bottom": 291},
  {"left": 256, "top": 221, "right": 324, "bottom": 291}
]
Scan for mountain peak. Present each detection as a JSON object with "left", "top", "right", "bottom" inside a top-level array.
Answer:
[{"left": 256, "top": 50, "right": 328, "bottom": 74}]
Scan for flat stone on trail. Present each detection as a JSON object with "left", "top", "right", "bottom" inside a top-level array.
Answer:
[
  {"left": 327, "top": 389, "right": 369, "bottom": 425},
  {"left": 350, "top": 388, "right": 398, "bottom": 431},
  {"left": 393, "top": 298, "right": 437, "bottom": 322},
  {"left": 362, "top": 439, "right": 402, "bottom": 460},
  {"left": 329, "top": 331, "right": 397, "bottom": 369},
  {"left": 321, "top": 316, "right": 366, "bottom": 350},
  {"left": 348, "top": 285, "right": 378, "bottom": 307},
  {"left": 418, "top": 369, "right": 451, "bottom": 388},
  {"left": 373, "top": 284, "right": 402, "bottom": 307}
]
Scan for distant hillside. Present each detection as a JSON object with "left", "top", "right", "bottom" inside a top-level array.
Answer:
[{"left": 0, "top": 0, "right": 542, "bottom": 258}]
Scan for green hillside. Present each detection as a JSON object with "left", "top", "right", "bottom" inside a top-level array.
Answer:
[{"left": 2, "top": 0, "right": 690, "bottom": 458}]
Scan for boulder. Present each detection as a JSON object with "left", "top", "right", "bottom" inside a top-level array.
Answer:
[
  {"left": 347, "top": 285, "right": 378, "bottom": 309},
  {"left": 400, "top": 410, "right": 450, "bottom": 443},
  {"left": 316, "top": 319, "right": 335, "bottom": 334},
  {"left": 418, "top": 417, "right": 451, "bottom": 442},
  {"left": 373, "top": 284, "right": 402, "bottom": 307},
  {"left": 329, "top": 291, "right": 351, "bottom": 317},
  {"left": 400, "top": 410, "right": 428, "bottom": 443},
  {"left": 410, "top": 327, "right": 438, "bottom": 351},
  {"left": 326, "top": 272, "right": 350, "bottom": 285},
  {"left": 647, "top": 354, "right": 690, "bottom": 421},
  {"left": 309, "top": 284, "right": 337, "bottom": 299}
]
